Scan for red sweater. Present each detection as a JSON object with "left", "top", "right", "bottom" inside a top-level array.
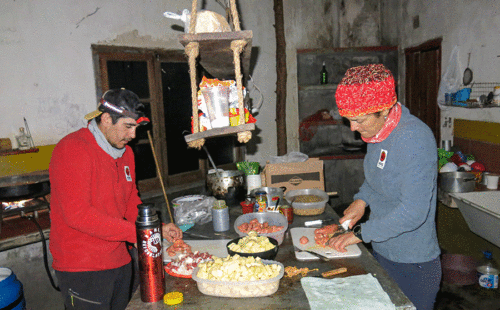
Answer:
[{"left": 49, "top": 127, "right": 142, "bottom": 272}]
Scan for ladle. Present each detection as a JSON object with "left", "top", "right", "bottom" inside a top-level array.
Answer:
[{"left": 203, "top": 145, "right": 221, "bottom": 178}]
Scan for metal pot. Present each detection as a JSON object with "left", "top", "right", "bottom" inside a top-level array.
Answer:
[
  {"left": 0, "top": 172, "right": 50, "bottom": 202},
  {"left": 439, "top": 172, "right": 476, "bottom": 193},
  {"left": 206, "top": 170, "right": 245, "bottom": 206},
  {"left": 250, "top": 186, "right": 286, "bottom": 209}
]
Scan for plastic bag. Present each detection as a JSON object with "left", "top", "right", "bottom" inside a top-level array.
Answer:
[
  {"left": 163, "top": 9, "right": 231, "bottom": 33},
  {"left": 173, "top": 196, "right": 216, "bottom": 227},
  {"left": 437, "top": 45, "right": 463, "bottom": 109},
  {"left": 268, "top": 152, "right": 309, "bottom": 164}
]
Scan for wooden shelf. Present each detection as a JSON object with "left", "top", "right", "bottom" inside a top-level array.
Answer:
[
  {"left": 179, "top": 30, "right": 253, "bottom": 80},
  {"left": 0, "top": 147, "right": 39, "bottom": 156},
  {"left": 184, "top": 123, "right": 255, "bottom": 143}
]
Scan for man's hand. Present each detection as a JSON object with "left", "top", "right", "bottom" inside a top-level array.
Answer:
[{"left": 162, "top": 223, "right": 182, "bottom": 242}]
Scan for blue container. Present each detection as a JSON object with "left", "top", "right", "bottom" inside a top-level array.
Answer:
[{"left": 0, "top": 268, "right": 26, "bottom": 310}]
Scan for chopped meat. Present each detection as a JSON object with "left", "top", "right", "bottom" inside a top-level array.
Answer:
[
  {"left": 313, "top": 224, "right": 339, "bottom": 247},
  {"left": 166, "top": 239, "right": 192, "bottom": 257},
  {"left": 237, "top": 220, "right": 284, "bottom": 235}
]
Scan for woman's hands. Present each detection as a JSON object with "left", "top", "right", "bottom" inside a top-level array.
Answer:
[
  {"left": 339, "top": 199, "right": 366, "bottom": 229},
  {"left": 326, "top": 199, "right": 366, "bottom": 252},
  {"left": 162, "top": 223, "right": 183, "bottom": 242}
]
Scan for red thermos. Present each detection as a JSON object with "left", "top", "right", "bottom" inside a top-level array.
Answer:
[{"left": 136, "top": 203, "right": 165, "bottom": 302}]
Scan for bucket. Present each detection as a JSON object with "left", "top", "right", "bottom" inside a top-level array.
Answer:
[
  {"left": 442, "top": 254, "right": 478, "bottom": 286},
  {"left": 0, "top": 268, "right": 26, "bottom": 310}
]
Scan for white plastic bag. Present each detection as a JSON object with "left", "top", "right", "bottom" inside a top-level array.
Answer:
[
  {"left": 163, "top": 9, "right": 231, "bottom": 33},
  {"left": 173, "top": 196, "right": 216, "bottom": 226},
  {"left": 437, "top": 45, "right": 463, "bottom": 109}
]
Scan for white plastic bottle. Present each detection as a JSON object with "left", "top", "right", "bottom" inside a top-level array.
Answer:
[{"left": 477, "top": 251, "right": 499, "bottom": 289}]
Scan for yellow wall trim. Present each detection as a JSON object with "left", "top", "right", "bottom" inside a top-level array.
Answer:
[
  {"left": 454, "top": 119, "right": 500, "bottom": 145},
  {"left": 0, "top": 145, "right": 56, "bottom": 177}
]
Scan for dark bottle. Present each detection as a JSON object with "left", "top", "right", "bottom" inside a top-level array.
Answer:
[
  {"left": 136, "top": 203, "right": 165, "bottom": 302},
  {"left": 320, "top": 61, "right": 328, "bottom": 85}
]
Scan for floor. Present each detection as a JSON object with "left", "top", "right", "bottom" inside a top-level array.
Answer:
[{"left": 434, "top": 203, "right": 500, "bottom": 310}]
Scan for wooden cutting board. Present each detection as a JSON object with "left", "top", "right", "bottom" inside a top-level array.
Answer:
[
  {"left": 163, "top": 239, "right": 231, "bottom": 262},
  {"left": 290, "top": 227, "right": 361, "bottom": 261}
]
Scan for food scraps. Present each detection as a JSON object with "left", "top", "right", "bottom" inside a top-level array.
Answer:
[
  {"left": 167, "top": 251, "right": 213, "bottom": 276},
  {"left": 166, "top": 239, "right": 192, "bottom": 257},
  {"left": 284, "top": 266, "right": 318, "bottom": 278},
  {"left": 299, "top": 236, "right": 309, "bottom": 245},
  {"left": 237, "top": 218, "right": 284, "bottom": 234}
]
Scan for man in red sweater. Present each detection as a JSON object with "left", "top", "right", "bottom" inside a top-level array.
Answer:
[{"left": 49, "top": 89, "right": 182, "bottom": 310}]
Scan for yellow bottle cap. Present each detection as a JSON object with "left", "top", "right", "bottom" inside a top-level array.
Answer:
[{"left": 164, "top": 291, "right": 183, "bottom": 305}]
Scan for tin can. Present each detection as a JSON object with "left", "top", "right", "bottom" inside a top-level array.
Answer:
[
  {"left": 254, "top": 191, "right": 267, "bottom": 212},
  {"left": 279, "top": 204, "right": 294, "bottom": 224}
]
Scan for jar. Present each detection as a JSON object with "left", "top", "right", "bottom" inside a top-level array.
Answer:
[
  {"left": 240, "top": 196, "right": 255, "bottom": 214},
  {"left": 212, "top": 200, "right": 230, "bottom": 232},
  {"left": 254, "top": 191, "right": 267, "bottom": 212},
  {"left": 279, "top": 204, "right": 294, "bottom": 224}
]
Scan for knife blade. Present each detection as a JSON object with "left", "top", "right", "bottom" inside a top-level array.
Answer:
[{"left": 304, "top": 218, "right": 337, "bottom": 227}]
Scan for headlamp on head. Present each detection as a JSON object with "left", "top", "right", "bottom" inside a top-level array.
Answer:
[{"left": 84, "top": 89, "right": 150, "bottom": 125}]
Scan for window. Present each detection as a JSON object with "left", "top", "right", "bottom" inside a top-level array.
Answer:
[{"left": 92, "top": 46, "right": 244, "bottom": 193}]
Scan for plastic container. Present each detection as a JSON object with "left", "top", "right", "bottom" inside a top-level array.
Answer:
[
  {"left": 0, "top": 268, "right": 26, "bottom": 310},
  {"left": 212, "top": 200, "right": 230, "bottom": 232},
  {"left": 234, "top": 212, "right": 288, "bottom": 245},
  {"left": 191, "top": 260, "right": 284, "bottom": 298},
  {"left": 285, "top": 188, "right": 328, "bottom": 216},
  {"left": 477, "top": 251, "right": 499, "bottom": 289}
]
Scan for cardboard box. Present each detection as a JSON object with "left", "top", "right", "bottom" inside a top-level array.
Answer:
[{"left": 260, "top": 158, "right": 324, "bottom": 193}]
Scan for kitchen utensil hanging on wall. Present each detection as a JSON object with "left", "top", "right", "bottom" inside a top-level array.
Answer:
[{"left": 463, "top": 53, "right": 473, "bottom": 86}]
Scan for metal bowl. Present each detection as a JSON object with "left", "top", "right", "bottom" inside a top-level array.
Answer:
[{"left": 226, "top": 237, "right": 279, "bottom": 260}]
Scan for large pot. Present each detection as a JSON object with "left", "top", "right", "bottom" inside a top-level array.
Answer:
[
  {"left": 439, "top": 172, "right": 476, "bottom": 193},
  {"left": 206, "top": 170, "right": 245, "bottom": 206}
]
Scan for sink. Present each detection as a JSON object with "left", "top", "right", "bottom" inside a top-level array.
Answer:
[{"left": 449, "top": 191, "right": 500, "bottom": 247}]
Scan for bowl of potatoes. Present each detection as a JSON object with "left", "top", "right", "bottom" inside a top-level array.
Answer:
[
  {"left": 226, "top": 231, "right": 279, "bottom": 260},
  {"left": 285, "top": 188, "right": 329, "bottom": 216}
]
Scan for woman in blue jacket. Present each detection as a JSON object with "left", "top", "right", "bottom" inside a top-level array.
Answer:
[{"left": 327, "top": 64, "right": 441, "bottom": 310}]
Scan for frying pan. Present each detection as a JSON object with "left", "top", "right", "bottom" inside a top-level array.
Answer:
[
  {"left": 463, "top": 53, "right": 473, "bottom": 86},
  {"left": 0, "top": 172, "right": 50, "bottom": 202}
]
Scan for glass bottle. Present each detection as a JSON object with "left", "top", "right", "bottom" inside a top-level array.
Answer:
[
  {"left": 15, "top": 127, "right": 30, "bottom": 150},
  {"left": 320, "top": 61, "right": 328, "bottom": 85}
]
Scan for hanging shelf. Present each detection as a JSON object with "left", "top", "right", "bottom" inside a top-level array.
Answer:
[
  {"left": 179, "top": 30, "right": 253, "bottom": 80},
  {"left": 181, "top": 0, "right": 255, "bottom": 149}
]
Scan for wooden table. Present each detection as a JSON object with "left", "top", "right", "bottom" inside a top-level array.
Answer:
[{"left": 126, "top": 205, "right": 415, "bottom": 310}]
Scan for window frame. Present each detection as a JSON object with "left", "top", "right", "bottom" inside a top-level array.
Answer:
[{"left": 91, "top": 45, "right": 244, "bottom": 194}]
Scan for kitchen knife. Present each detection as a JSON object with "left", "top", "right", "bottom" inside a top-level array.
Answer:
[{"left": 304, "top": 218, "right": 337, "bottom": 227}]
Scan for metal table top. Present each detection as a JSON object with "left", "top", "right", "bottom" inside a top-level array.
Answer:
[{"left": 126, "top": 205, "right": 415, "bottom": 310}]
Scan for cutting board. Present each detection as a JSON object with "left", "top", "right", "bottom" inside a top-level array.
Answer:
[
  {"left": 163, "top": 239, "right": 231, "bottom": 263},
  {"left": 290, "top": 227, "right": 361, "bottom": 261}
]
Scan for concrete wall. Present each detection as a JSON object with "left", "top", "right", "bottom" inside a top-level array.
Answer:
[{"left": 398, "top": 0, "right": 500, "bottom": 142}]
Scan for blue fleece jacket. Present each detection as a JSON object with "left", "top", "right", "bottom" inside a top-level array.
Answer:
[{"left": 354, "top": 104, "right": 440, "bottom": 263}]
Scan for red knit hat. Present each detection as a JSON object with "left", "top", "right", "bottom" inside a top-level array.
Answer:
[{"left": 335, "top": 64, "right": 397, "bottom": 117}]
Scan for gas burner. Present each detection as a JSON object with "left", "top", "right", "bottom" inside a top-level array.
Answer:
[
  {"left": 2, "top": 198, "right": 35, "bottom": 211},
  {"left": 1, "top": 197, "right": 49, "bottom": 219}
]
